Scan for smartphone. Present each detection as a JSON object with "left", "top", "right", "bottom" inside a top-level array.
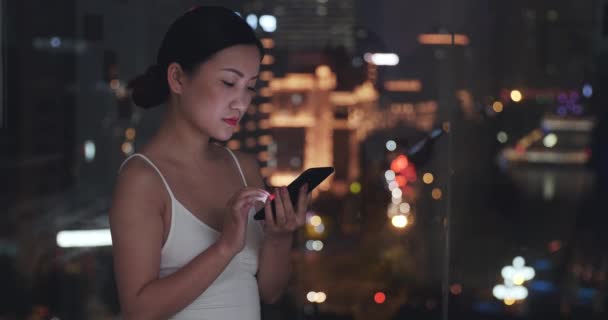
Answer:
[{"left": 253, "top": 167, "right": 335, "bottom": 220}]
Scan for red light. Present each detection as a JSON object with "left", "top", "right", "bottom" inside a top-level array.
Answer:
[
  {"left": 450, "top": 284, "right": 463, "bottom": 295},
  {"left": 374, "top": 292, "right": 386, "bottom": 304},
  {"left": 391, "top": 155, "right": 409, "bottom": 172},
  {"left": 396, "top": 176, "right": 408, "bottom": 187},
  {"left": 548, "top": 240, "right": 562, "bottom": 253}
]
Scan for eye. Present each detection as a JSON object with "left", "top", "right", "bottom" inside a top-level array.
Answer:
[
  {"left": 247, "top": 86, "right": 257, "bottom": 93},
  {"left": 222, "top": 80, "right": 235, "bottom": 87}
]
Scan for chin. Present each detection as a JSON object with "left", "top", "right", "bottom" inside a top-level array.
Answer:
[{"left": 212, "top": 131, "right": 234, "bottom": 142}]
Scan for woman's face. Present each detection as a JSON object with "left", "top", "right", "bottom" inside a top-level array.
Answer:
[{"left": 175, "top": 44, "right": 261, "bottom": 141}]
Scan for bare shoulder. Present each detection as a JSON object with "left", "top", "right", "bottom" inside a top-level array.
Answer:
[
  {"left": 229, "top": 149, "right": 265, "bottom": 189},
  {"left": 109, "top": 156, "right": 168, "bottom": 309},
  {"left": 110, "top": 156, "right": 167, "bottom": 221}
]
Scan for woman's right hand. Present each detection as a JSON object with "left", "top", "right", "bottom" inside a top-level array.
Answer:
[{"left": 217, "top": 187, "right": 270, "bottom": 257}]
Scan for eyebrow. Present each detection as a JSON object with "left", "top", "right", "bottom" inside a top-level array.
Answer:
[{"left": 221, "top": 68, "right": 258, "bottom": 80}]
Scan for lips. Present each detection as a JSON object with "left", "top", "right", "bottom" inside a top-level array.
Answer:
[{"left": 222, "top": 118, "right": 238, "bottom": 126}]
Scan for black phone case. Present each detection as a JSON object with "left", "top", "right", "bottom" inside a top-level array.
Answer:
[{"left": 253, "top": 167, "right": 335, "bottom": 220}]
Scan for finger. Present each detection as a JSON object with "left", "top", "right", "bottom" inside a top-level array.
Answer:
[
  {"left": 238, "top": 188, "right": 271, "bottom": 202},
  {"left": 229, "top": 188, "right": 270, "bottom": 206},
  {"left": 281, "top": 187, "right": 297, "bottom": 226},
  {"left": 282, "top": 188, "right": 296, "bottom": 228},
  {"left": 233, "top": 196, "right": 258, "bottom": 214},
  {"left": 264, "top": 195, "right": 276, "bottom": 228},
  {"left": 296, "top": 183, "right": 309, "bottom": 224},
  {"left": 274, "top": 187, "right": 287, "bottom": 226}
]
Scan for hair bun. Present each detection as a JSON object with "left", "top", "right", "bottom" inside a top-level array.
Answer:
[{"left": 128, "top": 64, "right": 169, "bottom": 109}]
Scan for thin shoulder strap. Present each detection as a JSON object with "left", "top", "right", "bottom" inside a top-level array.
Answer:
[
  {"left": 119, "top": 153, "right": 176, "bottom": 199},
  {"left": 224, "top": 147, "right": 248, "bottom": 187}
]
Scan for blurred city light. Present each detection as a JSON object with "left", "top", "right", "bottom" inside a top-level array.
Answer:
[
  {"left": 246, "top": 14, "right": 258, "bottom": 29},
  {"left": 125, "top": 128, "right": 136, "bottom": 141},
  {"left": 260, "top": 38, "right": 274, "bottom": 49},
  {"left": 391, "top": 215, "right": 408, "bottom": 228},
  {"left": 494, "top": 256, "right": 535, "bottom": 304},
  {"left": 316, "top": 292, "right": 327, "bottom": 303},
  {"left": 386, "top": 140, "right": 397, "bottom": 151},
  {"left": 314, "top": 224, "right": 325, "bottom": 234},
  {"left": 50, "top": 36, "right": 61, "bottom": 48},
  {"left": 56, "top": 229, "right": 112, "bottom": 248},
  {"left": 385, "top": 170, "right": 396, "bottom": 181},
  {"left": 121, "top": 142, "right": 134, "bottom": 155},
  {"left": 548, "top": 240, "right": 562, "bottom": 253},
  {"left": 391, "top": 155, "right": 409, "bottom": 172},
  {"left": 364, "top": 53, "right": 399, "bottom": 66},
  {"left": 84, "top": 140, "right": 96, "bottom": 162},
  {"left": 310, "top": 215, "right": 322, "bottom": 227},
  {"left": 417, "top": 33, "right": 470, "bottom": 46},
  {"left": 392, "top": 188, "right": 403, "bottom": 199},
  {"left": 305, "top": 240, "right": 314, "bottom": 251},
  {"left": 388, "top": 181, "right": 399, "bottom": 191},
  {"left": 431, "top": 188, "right": 442, "bottom": 200},
  {"left": 543, "top": 133, "right": 558, "bottom": 148},
  {"left": 387, "top": 203, "right": 399, "bottom": 217},
  {"left": 450, "top": 284, "right": 463, "bottom": 295},
  {"left": 259, "top": 15, "right": 277, "bottom": 32},
  {"left": 307, "top": 291, "right": 317, "bottom": 302},
  {"left": 582, "top": 84, "right": 593, "bottom": 98},
  {"left": 384, "top": 80, "right": 422, "bottom": 92},
  {"left": 307, "top": 291, "right": 327, "bottom": 303},
  {"left": 315, "top": 65, "right": 331, "bottom": 78},
  {"left": 374, "top": 292, "right": 386, "bottom": 304},
  {"left": 510, "top": 90, "right": 523, "bottom": 102},
  {"left": 492, "top": 101, "right": 504, "bottom": 113},
  {"left": 422, "top": 173, "right": 434, "bottom": 184},
  {"left": 399, "top": 202, "right": 411, "bottom": 214},
  {"left": 350, "top": 182, "right": 362, "bottom": 194},
  {"left": 110, "top": 79, "right": 120, "bottom": 90},
  {"left": 493, "top": 284, "right": 528, "bottom": 302},
  {"left": 497, "top": 131, "right": 508, "bottom": 144},
  {"left": 312, "top": 240, "right": 324, "bottom": 251},
  {"left": 261, "top": 55, "right": 275, "bottom": 65},
  {"left": 306, "top": 240, "right": 324, "bottom": 251},
  {"left": 541, "top": 117, "right": 594, "bottom": 131}
]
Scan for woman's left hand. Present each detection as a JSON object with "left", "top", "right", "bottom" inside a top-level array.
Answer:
[{"left": 262, "top": 184, "right": 310, "bottom": 239}]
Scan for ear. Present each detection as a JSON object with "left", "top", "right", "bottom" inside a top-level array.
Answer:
[{"left": 167, "top": 62, "right": 186, "bottom": 95}]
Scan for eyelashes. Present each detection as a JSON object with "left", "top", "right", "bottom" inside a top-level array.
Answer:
[{"left": 222, "top": 80, "right": 257, "bottom": 93}]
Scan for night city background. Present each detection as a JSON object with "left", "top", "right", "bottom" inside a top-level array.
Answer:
[{"left": 1, "top": 0, "right": 607, "bottom": 319}]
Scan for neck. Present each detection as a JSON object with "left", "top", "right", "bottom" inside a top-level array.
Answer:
[{"left": 152, "top": 103, "right": 217, "bottom": 164}]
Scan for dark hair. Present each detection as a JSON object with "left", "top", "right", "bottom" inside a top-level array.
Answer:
[{"left": 129, "top": 6, "right": 264, "bottom": 109}]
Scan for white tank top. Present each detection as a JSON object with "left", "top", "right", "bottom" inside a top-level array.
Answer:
[{"left": 120, "top": 148, "right": 264, "bottom": 320}]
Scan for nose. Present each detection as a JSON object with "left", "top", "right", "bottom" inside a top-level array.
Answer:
[{"left": 230, "top": 94, "right": 251, "bottom": 116}]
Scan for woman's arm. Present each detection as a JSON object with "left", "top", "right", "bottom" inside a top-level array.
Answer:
[
  {"left": 110, "top": 159, "right": 255, "bottom": 319},
  {"left": 237, "top": 152, "right": 307, "bottom": 304},
  {"left": 257, "top": 231, "right": 294, "bottom": 303}
]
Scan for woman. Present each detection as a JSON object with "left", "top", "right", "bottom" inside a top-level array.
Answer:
[{"left": 109, "top": 6, "right": 309, "bottom": 319}]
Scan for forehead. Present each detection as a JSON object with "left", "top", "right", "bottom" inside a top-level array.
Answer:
[{"left": 202, "top": 44, "right": 261, "bottom": 77}]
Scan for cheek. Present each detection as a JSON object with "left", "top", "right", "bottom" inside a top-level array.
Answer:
[{"left": 181, "top": 85, "right": 224, "bottom": 123}]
